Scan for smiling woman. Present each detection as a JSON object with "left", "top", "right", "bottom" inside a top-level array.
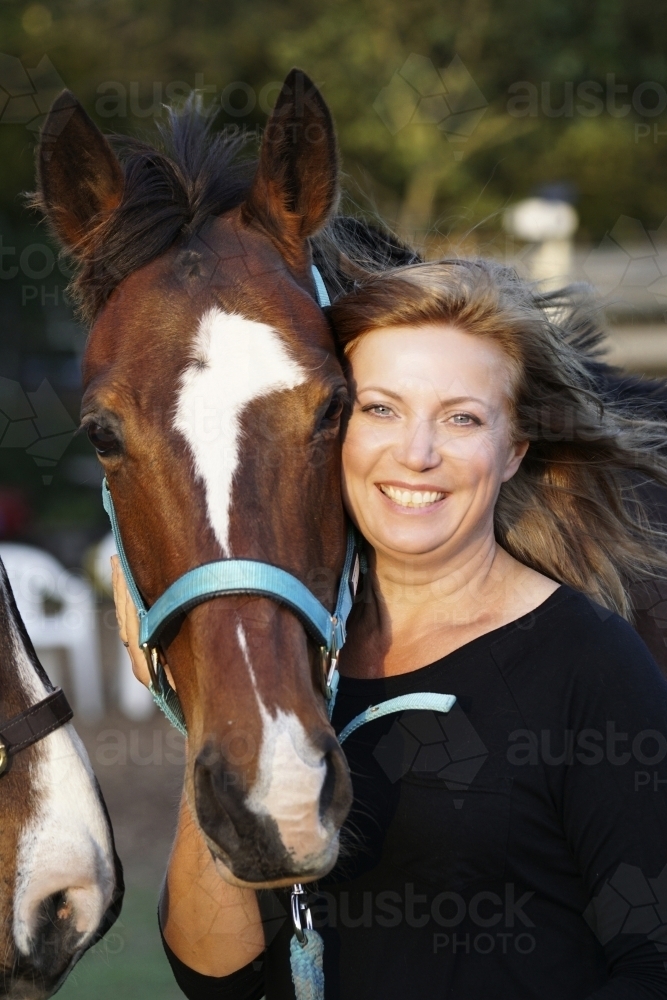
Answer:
[
  {"left": 115, "top": 254, "right": 667, "bottom": 999},
  {"left": 341, "top": 323, "right": 527, "bottom": 563},
  {"left": 332, "top": 259, "right": 667, "bottom": 618}
]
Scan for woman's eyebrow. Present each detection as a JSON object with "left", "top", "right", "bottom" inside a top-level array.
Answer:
[
  {"left": 357, "top": 386, "right": 486, "bottom": 407},
  {"left": 356, "top": 385, "right": 403, "bottom": 400}
]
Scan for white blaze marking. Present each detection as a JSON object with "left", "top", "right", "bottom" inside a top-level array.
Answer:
[
  {"left": 175, "top": 310, "right": 331, "bottom": 864},
  {"left": 4, "top": 580, "right": 116, "bottom": 955},
  {"left": 173, "top": 308, "right": 307, "bottom": 555},
  {"left": 236, "top": 624, "right": 330, "bottom": 863}
]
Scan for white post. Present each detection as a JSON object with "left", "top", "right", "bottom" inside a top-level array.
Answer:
[{"left": 503, "top": 197, "right": 579, "bottom": 290}]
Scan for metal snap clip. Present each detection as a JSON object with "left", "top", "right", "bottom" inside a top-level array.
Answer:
[{"left": 291, "top": 883, "right": 313, "bottom": 946}]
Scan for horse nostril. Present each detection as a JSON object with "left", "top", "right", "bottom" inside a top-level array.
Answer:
[
  {"left": 27, "top": 889, "right": 81, "bottom": 977},
  {"left": 318, "top": 742, "right": 352, "bottom": 829},
  {"left": 194, "top": 751, "right": 244, "bottom": 856},
  {"left": 319, "top": 750, "right": 337, "bottom": 820}
]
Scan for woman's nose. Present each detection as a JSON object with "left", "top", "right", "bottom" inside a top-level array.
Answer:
[{"left": 394, "top": 418, "right": 441, "bottom": 471}]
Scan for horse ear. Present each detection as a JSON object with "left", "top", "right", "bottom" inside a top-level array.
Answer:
[
  {"left": 36, "top": 90, "right": 124, "bottom": 252},
  {"left": 243, "top": 68, "right": 338, "bottom": 257}
]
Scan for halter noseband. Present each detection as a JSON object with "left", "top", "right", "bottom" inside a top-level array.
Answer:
[
  {"left": 0, "top": 688, "right": 72, "bottom": 777},
  {"left": 104, "top": 475, "right": 359, "bottom": 733},
  {"left": 103, "top": 266, "right": 359, "bottom": 734}
]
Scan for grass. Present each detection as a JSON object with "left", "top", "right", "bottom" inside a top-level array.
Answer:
[{"left": 57, "top": 885, "right": 185, "bottom": 999}]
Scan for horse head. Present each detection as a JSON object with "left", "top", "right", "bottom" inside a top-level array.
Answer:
[
  {"left": 35, "top": 70, "right": 353, "bottom": 887},
  {"left": 0, "top": 559, "right": 122, "bottom": 998}
]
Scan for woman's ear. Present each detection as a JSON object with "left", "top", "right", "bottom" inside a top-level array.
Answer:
[{"left": 502, "top": 439, "right": 529, "bottom": 483}]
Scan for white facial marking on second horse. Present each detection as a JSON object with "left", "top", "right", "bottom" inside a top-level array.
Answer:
[
  {"left": 236, "top": 624, "right": 330, "bottom": 863},
  {"left": 3, "top": 578, "right": 116, "bottom": 956},
  {"left": 173, "top": 308, "right": 307, "bottom": 555}
]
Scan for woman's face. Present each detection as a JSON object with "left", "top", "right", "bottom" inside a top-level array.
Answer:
[{"left": 341, "top": 324, "right": 528, "bottom": 563}]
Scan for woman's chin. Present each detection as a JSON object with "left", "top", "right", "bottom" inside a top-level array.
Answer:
[{"left": 372, "top": 525, "right": 454, "bottom": 558}]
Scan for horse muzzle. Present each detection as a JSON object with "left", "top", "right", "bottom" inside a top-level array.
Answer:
[{"left": 194, "top": 728, "right": 352, "bottom": 885}]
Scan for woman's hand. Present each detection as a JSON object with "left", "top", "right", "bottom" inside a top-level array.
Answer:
[
  {"left": 112, "top": 557, "right": 263, "bottom": 974},
  {"left": 110, "top": 554, "right": 153, "bottom": 688},
  {"left": 162, "top": 794, "right": 264, "bottom": 976}
]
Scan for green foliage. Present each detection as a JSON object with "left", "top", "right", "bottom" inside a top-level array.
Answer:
[{"left": 0, "top": 0, "right": 666, "bottom": 239}]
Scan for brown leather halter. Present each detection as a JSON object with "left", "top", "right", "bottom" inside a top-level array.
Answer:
[{"left": 0, "top": 689, "right": 73, "bottom": 776}]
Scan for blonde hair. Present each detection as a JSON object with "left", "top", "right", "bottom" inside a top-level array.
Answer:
[{"left": 329, "top": 258, "right": 667, "bottom": 618}]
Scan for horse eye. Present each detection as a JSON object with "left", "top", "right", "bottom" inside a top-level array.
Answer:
[
  {"left": 86, "top": 422, "right": 119, "bottom": 455},
  {"left": 318, "top": 393, "right": 345, "bottom": 432}
]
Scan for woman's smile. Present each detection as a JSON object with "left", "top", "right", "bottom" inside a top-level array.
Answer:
[{"left": 377, "top": 483, "right": 449, "bottom": 510}]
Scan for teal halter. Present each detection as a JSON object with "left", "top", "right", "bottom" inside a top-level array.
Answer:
[
  {"left": 102, "top": 266, "right": 359, "bottom": 734},
  {"left": 103, "top": 472, "right": 358, "bottom": 733}
]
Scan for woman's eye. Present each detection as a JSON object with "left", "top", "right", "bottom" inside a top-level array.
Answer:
[
  {"left": 451, "top": 413, "right": 477, "bottom": 426},
  {"left": 86, "top": 422, "right": 120, "bottom": 455},
  {"left": 364, "top": 405, "right": 393, "bottom": 417}
]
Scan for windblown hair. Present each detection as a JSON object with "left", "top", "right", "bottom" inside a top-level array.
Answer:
[{"left": 328, "top": 259, "right": 667, "bottom": 618}]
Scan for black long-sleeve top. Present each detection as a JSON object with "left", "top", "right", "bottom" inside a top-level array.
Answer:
[{"left": 163, "top": 585, "right": 667, "bottom": 998}]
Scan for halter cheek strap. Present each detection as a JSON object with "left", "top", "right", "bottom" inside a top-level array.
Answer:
[
  {"left": 0, "top": 688, "right": 73, "bottom": 776},
  {"left": 103, "top": 266, "right": 359, "bottom": 734}
]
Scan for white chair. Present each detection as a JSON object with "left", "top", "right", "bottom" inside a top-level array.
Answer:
[
  {"left": 89, "top": 532, "right": 155, "bottom": 721},
  {"left": 0, "top": 542, "right": 104, "bottom": 720}
]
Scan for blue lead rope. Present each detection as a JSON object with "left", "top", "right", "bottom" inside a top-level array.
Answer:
[
  {"left": 290, "top": 690, "right": 456, "bottom": 1000},
  {"left": 336, "top": 691, "right": 457, "bottom": 743}
]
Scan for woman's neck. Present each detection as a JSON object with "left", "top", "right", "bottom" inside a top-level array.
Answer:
[
  {"left": 342, "top": 530, "right": 558, "bottom": 678},
  {"left": 371, "top": 529, "right": 501, "bottom": 629}
]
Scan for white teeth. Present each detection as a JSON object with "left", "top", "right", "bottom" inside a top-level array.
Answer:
[{"left": 380, "top": 485, "right": 446, "bottom": 508}]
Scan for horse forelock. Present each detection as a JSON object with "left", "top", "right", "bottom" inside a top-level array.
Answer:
[
  {"left": 43, "top": 94, "right": 420, "bottom": 324},
  {"left": 65, "top": 108, "right": 256, "bottom": 322}
]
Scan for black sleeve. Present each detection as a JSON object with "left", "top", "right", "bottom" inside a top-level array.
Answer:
[
  {"left": 550, "top": 610, "right": 667, "bottom": 998},
  {"left": 160, "top": 924, "right": 266, "bottom": 1000}
]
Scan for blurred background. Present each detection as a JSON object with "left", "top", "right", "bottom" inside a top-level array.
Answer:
[{"left": 1, "top": 0, "right": 667, "bottom": 995}]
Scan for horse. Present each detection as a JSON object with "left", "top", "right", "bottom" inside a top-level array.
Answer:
[
  {"left": 0, "top": 556, "right": 123, "bottom": 998},
  {"left": 34, "top": 70, "right": 357, "bottom": 889}
]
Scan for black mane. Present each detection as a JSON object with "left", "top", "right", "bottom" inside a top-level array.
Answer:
[
  {"left": 54, "top": 102, "right": 418, "bottom": 321},
  {"left": 69, "top": 108, "right": 254, "bottom": 318}
]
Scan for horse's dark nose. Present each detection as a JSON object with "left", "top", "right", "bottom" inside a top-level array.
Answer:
[
  {"left": 7, "top": 872, "right": 124, "bottom": 1000},
  {"left": 27, "top": 890, "right": 83, "bottom": 978},
  {"left": 194, "top": 734, "right": 352, "bottom": 884}
]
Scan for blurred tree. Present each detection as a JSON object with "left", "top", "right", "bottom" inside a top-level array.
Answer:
[{"left": 1, "top": 0, "right": 667, "bottom": 239}]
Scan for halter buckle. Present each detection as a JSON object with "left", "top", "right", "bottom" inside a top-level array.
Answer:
[
  {"left": 0, "top": 739, "right": 8, "bottom": 777},
  {"left": 142, "top": 643, "right": 160, "bottom": 690},
  {"left": 319, "top": 616, "right": 340, "bottom": 699},
  {"left": 291, "top": 883, "right": 313, "bottom": 946}
]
